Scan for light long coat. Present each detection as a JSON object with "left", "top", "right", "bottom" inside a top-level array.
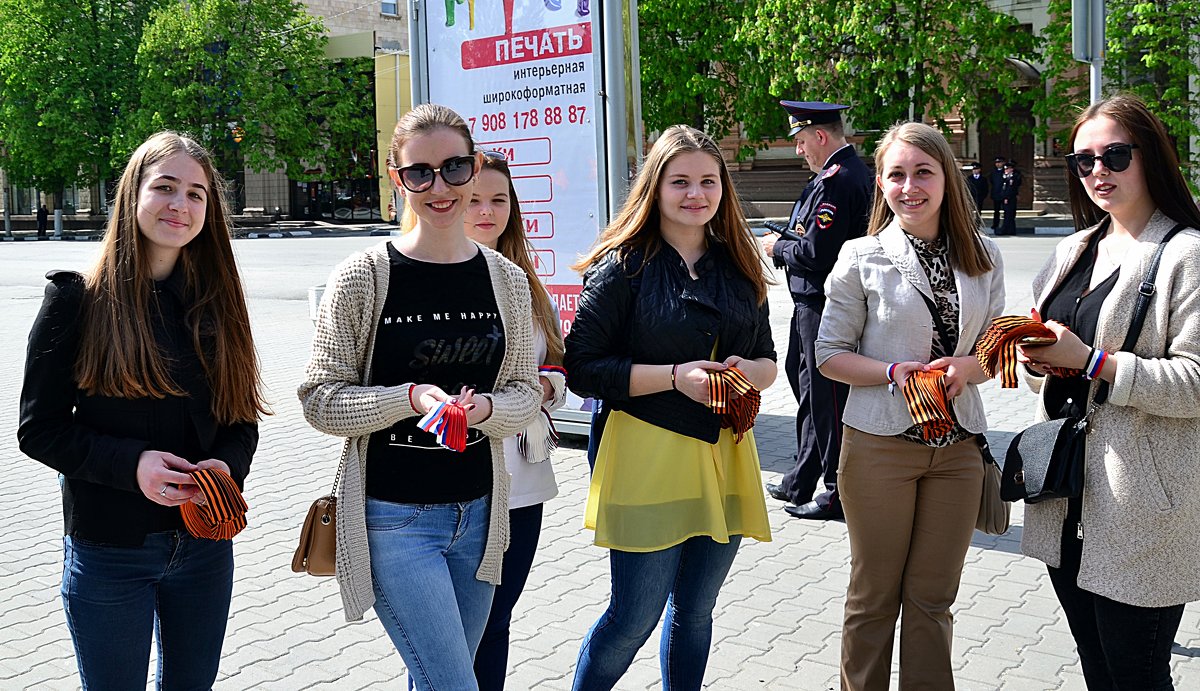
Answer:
[
  {"left": 1022, "top": 210, "right": 1200, "bottom": 608},
  {"left": 815, "top": 218, "right": 1006, "bottom": 436}
]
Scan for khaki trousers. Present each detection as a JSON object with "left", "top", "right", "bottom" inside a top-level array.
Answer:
[{"left": 838, "top": 427, "right": 983, "bottom": 691}]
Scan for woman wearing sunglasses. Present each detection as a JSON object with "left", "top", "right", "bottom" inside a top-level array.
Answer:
[
  {"left": 564, "top": 125, "right": 776, "bottom": 690},
  {"left": 1017, "top": 94, "right": 1200, "bottom": 690},
  {"left": 298, "top": 103, "right": 541, "bottom": 690}
]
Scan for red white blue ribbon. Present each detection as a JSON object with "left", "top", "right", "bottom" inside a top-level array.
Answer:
[{"left": 417, "top": 401, "right": 468, "bottom": 452}]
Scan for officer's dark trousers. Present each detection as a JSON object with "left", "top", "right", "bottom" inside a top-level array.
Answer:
[
  {"left": 1001, "top": 199, "right": 1018, "bottom": 236},
  {"left": 782, "top": 301, "right": 849, "bottom": 507},
  {"left": 991, "top": 200, "right": 1003, "bottom": 230}
]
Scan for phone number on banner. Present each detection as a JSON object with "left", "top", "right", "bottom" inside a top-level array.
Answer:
[{"left": 470, "top": 106, "right": 589, "bottom": 133}]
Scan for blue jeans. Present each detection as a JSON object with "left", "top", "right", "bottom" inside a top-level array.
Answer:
[
  {"left": 367, "top": 496, "right": 496, "bottom": 691},
  {"left": 61, "top": 531, "right": 234, "bottom": 691},
  {"left": 474, "top": 503, "right": 544, "bottom": 691},
  {"left": 572, "top": 535, "right": 742, "bottom": 691}
]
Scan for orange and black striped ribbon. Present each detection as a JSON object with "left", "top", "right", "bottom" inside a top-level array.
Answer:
[
  {"left": 180, "top": 468, "right": 248, "bottom": 541},
  {"left": 706, "top": 367, "right": 760, "bottom": 443},
  {"left": 901, "top": 370, "right": 956, "bottom": 442},
  {"left": 975, "top": 315, "right": 1078, "bottom": 388}
]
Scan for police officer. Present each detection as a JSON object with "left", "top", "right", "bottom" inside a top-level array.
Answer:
[
  {"left": 966, "top": 162, "right": 988, "bottom": 221},
  {"left": 999, "top": 160, "right": 1021, "bottom": 235},
  {"left": 760, "top": 100, "right": 871, "bottom": 521},
  {"left": 988, "top": 155, "right": 1007, "bottom": 231}
]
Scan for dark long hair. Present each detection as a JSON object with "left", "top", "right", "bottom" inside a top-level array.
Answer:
[
  {"left": 573, "top": 125, "right": 770, "bottom": 304},
  {"left": 76, "top": 131, "right": 267, "bottom": 424},
  {"left": 478, "top": 153, "right": 564, "bottom": 365},
  {"left": 1066, "top": 95, "right": 1200, "bottom": 230}
]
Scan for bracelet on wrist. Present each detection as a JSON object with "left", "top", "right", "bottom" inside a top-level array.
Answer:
[
  {"left": 408, "top": 385, "right": 419, "bottom": 411},
  {"left": 1086, "top": 350, "right": 1108, "bottom": 380},
  {"left": 671, "top": 364, "right": 679, "bottom": 390},
  {"left": 886, "top": 362, "right": 898, "bottom": 384}
]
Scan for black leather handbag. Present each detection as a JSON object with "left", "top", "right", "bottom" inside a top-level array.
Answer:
[{"left": 1001, "top": 222, "right": 1184, "bottom": 503}]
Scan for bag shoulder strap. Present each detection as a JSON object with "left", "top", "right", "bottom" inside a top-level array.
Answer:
[{"left": 1093, "top": 222, "right": 1185, "bottom": 404}]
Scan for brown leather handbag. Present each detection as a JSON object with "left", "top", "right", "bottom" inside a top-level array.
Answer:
[{"left": 291, "top": 445, "right": 344, "bottom": 577}]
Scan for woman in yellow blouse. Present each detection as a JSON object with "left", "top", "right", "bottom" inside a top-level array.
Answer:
[{"left": 563, "top": 125, "right": 776, "bottom": 690}]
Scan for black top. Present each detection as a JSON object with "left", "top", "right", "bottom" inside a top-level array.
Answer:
[
  {"left": 774, "top": 145, "right": 873, "bottom": 304},
  {"left": 565, "top": 241, "right": 776, "bottom": 443},
  {"left": 18, "top": 269, "right": 258, "bottom": 546},
  {"left": 365, "top": 245, "right": 502, "bottom": 503},
  {"left": 1040, "top": 228, "right": 1118, "bottom": 421}
]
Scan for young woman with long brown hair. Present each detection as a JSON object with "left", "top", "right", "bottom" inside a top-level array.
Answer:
[
  {"left": 18, "top": 131, "right": 266, "bottom": 688},
  {"left": 815, "top": 122, "right": 1004, "bottom": 689},
  {"left": 298, "top": 103, "right": 541, "bottom": 690},
  {"left": 1017, "top": 95, "right": 1200, "bottom": 690},
  {"left": 461, "top": 151, "right": 567, "bottom": 690},
  {"left": 565, "top": 124, "right": 776, "bottom": 690}
]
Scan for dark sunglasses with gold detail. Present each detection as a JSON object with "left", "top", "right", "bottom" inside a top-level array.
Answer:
[
  {"left": 389, "top": 154, "right": 477, "bottom": 193},
  {"left": 1065, "top": 143, "right": 1139, "bottom": 178}
]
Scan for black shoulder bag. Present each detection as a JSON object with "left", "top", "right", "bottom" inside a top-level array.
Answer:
[{"left": 1000, "top": 223, "right": 1184, "bottom": 503}]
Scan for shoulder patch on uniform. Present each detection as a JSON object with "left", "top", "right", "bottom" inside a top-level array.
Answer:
[
  {"left": 820, "top": 164, "right": 842, "bottom": 180},
  {"left": 815, "top": 202, "right": 837, "bottom": 230}
]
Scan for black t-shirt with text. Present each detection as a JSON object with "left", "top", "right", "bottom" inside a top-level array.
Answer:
[{"left": 366, "top": 244, "right": 504, "bottom": 503}]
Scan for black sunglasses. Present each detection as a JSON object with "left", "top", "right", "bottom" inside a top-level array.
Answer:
[
  {"left": 1065, "top": 143, "right": 1139, "bottom": 178},
  {"left": 390, "top": 155, "right": 477, "bottom": 192}
]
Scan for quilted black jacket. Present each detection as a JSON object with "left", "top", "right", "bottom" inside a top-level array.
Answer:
[{"left": 564, "top": 241, "right": 775, "bottom": 443}]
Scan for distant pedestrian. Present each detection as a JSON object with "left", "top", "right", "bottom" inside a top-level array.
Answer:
[
  {"left": 36, "top": 203, "right": 48, "bottom": 238},
  {"left": 999, "top": 161, "right": 1021, "bottom": 235},
  {"left": 1017, "top": 94, "right": 1200, "bottom": 691},
  {"left": 966, "top": 162, "right": 988, "bottom": 222},
  {"left": 989, "top": 155, "right": 1006, "bottom": 230},
  {"left": 18, "top": 131, "right": 267, "bottom": 689},
  {"left": 566, "top": 124, "right": 776, "bottom": 690}
]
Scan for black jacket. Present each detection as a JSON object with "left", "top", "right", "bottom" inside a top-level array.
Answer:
[
  {"left": 18, "top": 270, "right": 258, "bottom": 546},
  {"left": 564, "top": 242, "right": 775, "bottom": 443},
  {"left": 774, "top": 144, "right": 873, "bottom": 304}
]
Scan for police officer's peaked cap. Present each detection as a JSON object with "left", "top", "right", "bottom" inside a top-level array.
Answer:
[{"left": 779, "top": 100, "right": 849, "bottom": 136}]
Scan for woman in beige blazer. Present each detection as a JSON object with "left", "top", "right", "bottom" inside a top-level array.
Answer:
[
  {"left": 815, "top": 122, "right": 1004, "bottom": 690},
  {"left": 1017, "top": 95, "right": 1200, "bottom": 690}
]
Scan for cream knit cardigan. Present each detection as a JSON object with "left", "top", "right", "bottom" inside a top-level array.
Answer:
[
  {"left": 298, "top": 241, "right": 541, "bottom": 621},
  {"left": 1022, "top": 211, "right": 1200, "bottom": 608}
]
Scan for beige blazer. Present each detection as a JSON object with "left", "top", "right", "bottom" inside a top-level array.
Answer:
[
  {"left": 1021, "top": 210, "right": 1200, "bottom": 607},
  {"left": 815, "top": 219, "right": 1005, "bottom": 435}
]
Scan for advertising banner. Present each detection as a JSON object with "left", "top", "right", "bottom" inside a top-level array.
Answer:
[{"left": 424, "top": 0, "right": 604, "bottom": 336}]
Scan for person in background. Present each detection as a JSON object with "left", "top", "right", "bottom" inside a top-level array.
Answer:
[
  {"left": 1018, "top": 94, "right": 1200, "bottom": 691},
  {"left": 816, "top": 122, "right": 1004, "bottom": 690},
  {"left": 999, "top": 161, "right": 1022, "bottom": 236},
  {"left": 966, "top": 162, "right": 989, "bottom": 222},
  {"left": 989, "top": 155, "right": 1007, "bottom": 232},
  {"left": 18, "top": 131, "right": 266, "bottom": 689},
  {"left": 298, "top": 103, "right": 540, "bottom": 690},
  {"left": 565, "top": 124, "right": 776, "bottom": 690},
  {"left": 760, "top": 100, "right": 872, "bottom": 522},
  {"left": 36, "top": 202, "right": 49, "bottom": 238},
  {"left": 463, "top": 150, "right": 567, "bottom": 690}
]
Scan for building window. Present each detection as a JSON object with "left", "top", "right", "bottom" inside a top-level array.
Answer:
[{"left": 382, "top": 1, "right": 398, "bottom": 16}]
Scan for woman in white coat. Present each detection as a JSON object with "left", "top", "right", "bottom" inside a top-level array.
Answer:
[{"left": 815, "top": 122, "right": 1005, "bottom": 690}]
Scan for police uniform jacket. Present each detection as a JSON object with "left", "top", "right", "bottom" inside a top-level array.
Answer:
[
  {"left": 968, "top": 174, "right": 988, "bottom": 208},
  {"left": 773, "top": 145, "right": 872, "bottom": 305},
  {"left": 989, "top": 167, "right": 1006, "bottom": 200},
  {"left": 565, "top": 242, "right": 775, "bottom": 444}
]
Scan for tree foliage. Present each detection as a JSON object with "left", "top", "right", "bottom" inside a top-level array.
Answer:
[
  {"left": 637, "top": 1, "right": 788, "bottom": 156},
  {"left": 741, "top": 0, "right": 1042, "bottom": 144},
  {"left": 0, "top": 0, "right": 166, "bottom": 194},
  {"left": 119, "top": 0, "right": 333, "bottom": 180}
]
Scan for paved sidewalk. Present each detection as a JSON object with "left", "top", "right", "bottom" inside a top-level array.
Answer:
[{"left": 2, "top": 235, "right": 1198, "bottom": 689}]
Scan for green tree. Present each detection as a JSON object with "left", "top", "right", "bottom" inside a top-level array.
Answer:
[
  {"left": 1042, "top": 0, "right": 1200, "bottom": 177},
  {"left": 742, "top": 0, "right": 1042, "bottom": 142},
  {"left": 120, "top": 0, "right": 355, "bottom": 194},
  {"left": 0, "top": 0, "right": 165, "bottom": 199},
  {"left": 638, "top": 1, "right": 788, "bottom": 156}
]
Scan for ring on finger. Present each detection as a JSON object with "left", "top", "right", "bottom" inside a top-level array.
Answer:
[{"left": 160, "top": 485, "right": 169, "bottom": 497}]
